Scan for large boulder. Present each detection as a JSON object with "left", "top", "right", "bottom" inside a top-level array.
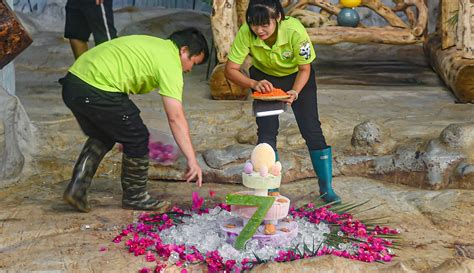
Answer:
[
  {"left": 350, "top": 120, "right": 396, "bottom": 155},
  {"left": 0, "top": 87, "right": 35, "bottom": 186},
  {"left": 337, "top": 122, "right": 474, "bottom": 190}
]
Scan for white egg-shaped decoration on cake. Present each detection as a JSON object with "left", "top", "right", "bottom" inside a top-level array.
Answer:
[
  {"left": 270, "top": 163, "right": 281, "bottom": 176},
  {"left": 274, "top": 161, "right": 282, "bottom": 172},
  {"left": 259, "top": 166, "right": 269, "bottom": 177},
  {"left": 243, "top": 161, "right": 253, "bottom": 174},
  {"left": 250, "top": 143, "right": 276, "bottom": 172}
]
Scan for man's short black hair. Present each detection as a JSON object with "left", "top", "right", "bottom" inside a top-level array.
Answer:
[{"left": 168, "top": 28, "right": 209, "bottom": 64}]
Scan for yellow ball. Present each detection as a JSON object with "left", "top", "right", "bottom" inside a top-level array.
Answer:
[{"left": 340, "top": 0, "right": 361, "bottom": 8}]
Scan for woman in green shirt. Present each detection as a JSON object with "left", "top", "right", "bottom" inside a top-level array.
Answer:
[{"left": 225, "top": 0, "right": 340, "bottom": 203}]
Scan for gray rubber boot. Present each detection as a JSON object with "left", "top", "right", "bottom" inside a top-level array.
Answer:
[
  {"left": 121, "top": 154, "right": 171, "bottom": 212},
  {"left": 63, "top": 138, "right": 111, "bottom": 212}
]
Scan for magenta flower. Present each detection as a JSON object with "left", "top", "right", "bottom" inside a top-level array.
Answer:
[
  {"left": 115, "top": 198, "right": 399, "bottom": 272},
  {"left": 145, "top": 251, "right": 156, "bottom": 262},
  {"left": 192, "top": 192, "right": 204, "bottom": 212}
]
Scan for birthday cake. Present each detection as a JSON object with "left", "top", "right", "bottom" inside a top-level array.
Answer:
[
  {"left": 232, "top": 143, "right": 290, "bottom": 226},
  {"left": 242, "top": 143, "right": 282, "bottom": 190}
]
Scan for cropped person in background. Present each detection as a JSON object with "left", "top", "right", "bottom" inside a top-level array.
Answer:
[{"left": 64, "top": 0, "right": 117, "bottom": 59}]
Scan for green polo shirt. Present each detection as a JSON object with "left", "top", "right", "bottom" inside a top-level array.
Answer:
[
  {"left": 69, "top": 35, "right": 183, "bottom": 101},
  {"left": 228, "top": 16, "right": 316, "bottom": 77}
]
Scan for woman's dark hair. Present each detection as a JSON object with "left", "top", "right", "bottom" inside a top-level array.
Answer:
[
  {"left": 168, "top": 28, "right": 209, "bottom": 64},
  {"left": 246, "top": 0, "right": 285, "bottom": 27}
]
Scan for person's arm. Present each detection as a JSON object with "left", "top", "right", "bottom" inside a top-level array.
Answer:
[
  {"left": 225, "top": 60, "right": 274, "bottom": 93},
  {"left": 96, "top": 0, "right": 104, "bottom": 5},
  {"left": 282, "top": 63, "right": 311, "bottom": 105},
  {"left": 161, "top": 96, "right": 202, "bottom": 187}
]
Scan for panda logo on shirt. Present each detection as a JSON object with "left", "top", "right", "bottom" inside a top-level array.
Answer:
[{"left": 299, "top": 41, "right": 311, "bottom": 60}]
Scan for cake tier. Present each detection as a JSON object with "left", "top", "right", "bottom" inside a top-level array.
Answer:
[
  {"left": 220, "top": 218, "right": 298, "bottom": 247},
  {"left": 231, "top": 191, "right": 290, "bottom": 221},
  {"left": 242, "top": 172, "right": 281, "bottom": 190}
]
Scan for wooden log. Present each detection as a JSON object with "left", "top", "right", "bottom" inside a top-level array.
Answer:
[
  {"left": 209, "top": 64, "right": 248, "bottom": 100},
  {"left": 236, "top": 0, "right": 249, "bottom": 27},
  {"left": 404, "top": 0, "right": 428, "bottom": 37},
  {"left": 390, "top": 0, "right": 416, "bottom": 27},
  {"left": 288, "top": 0, "right": 340, "bottom": 16},
  {"left": 440, "top": 0, "right": 458, "bottom": 49},
  {"left": 211, "top": 0, "right": 238, "bottom": 64},
  {"left": 458, "top": 0, "right": 474, "bottom": 59},
  {"left": 457, "top": 0, "right": 464, "bottom": 50},
  {"left": 307, "top": 26, "right": 420, "bottom": 44},
  {"left": 0, "top": 1, "right": 32, "bottom": 69},
  {"left": 361, "top": 0, "right": 408, "bottom": 28},
  {"left": 289, "top": 9, "right": 336, "bottom": 27},
  {"left": 424, "top": 34, "right": 474, "bottom": 103}
]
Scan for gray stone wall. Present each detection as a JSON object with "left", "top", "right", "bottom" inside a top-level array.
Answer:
[{"left": 0, "top": 87, "right": 36, "bottom": 187}]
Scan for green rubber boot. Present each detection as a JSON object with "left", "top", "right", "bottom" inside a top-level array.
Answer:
[
  {"left": 268, "top": 150, "right": 279, "bottom": 194},
  {"left": 121, "top": 154, "right": 171, "bottom": 212},
  {"left": 63, "top": 138, "right": 111, "bottom": 212},
  {"left": 310, "top": 147, "right": 341, "bottom": 204}
]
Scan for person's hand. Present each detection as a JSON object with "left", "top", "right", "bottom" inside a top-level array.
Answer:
[
  {"left": 252, "top": 80, "right": 273, "bottom": 93},
  {"left": 185, "top": 159, "right": 202, "bottom": 187},
  {"left": 96, "top": 0, "right": 104, "bottom": 5},
  {"left": 282, "top": 90, "right": 298, "bottom": 105}
]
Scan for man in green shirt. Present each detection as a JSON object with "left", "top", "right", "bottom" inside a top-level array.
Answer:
[{"left": 61, "top": 28, "right": 209, "bottom": 212}]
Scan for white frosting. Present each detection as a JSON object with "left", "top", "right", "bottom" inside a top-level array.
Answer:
[{"left": 242, "top": 172, "right": 281, "bottom": 189}]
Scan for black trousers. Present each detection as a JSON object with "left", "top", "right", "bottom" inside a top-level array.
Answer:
[
  {"left": 64, "top": 0, "right": 117, "bottom": 45},
  {"left": 250, "top": 65, "right": 327, "bottom": 151},
  {"left": 61, "top": 73, "right": 149, "bottom": 157}
]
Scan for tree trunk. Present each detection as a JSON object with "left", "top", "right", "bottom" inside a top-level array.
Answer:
[
  {"left": 236, "top": 0, "right": 249, "bottom": 27},
  {"left": 425, "top": 34, "right": 474, "bottom": 103},
  {"left": 457, "top": 0, "right": 474, "bottom": 59},
  {"left": 441, "top": 0, "right": 458, "bottom": 49},
  {"left": 209, "top": 64, "right": 249, "bottom": 100},
  {"left": 211, "top": 0, "right": 238, "bottom": 64},
  {"left": 361, "top": 0, "right": 408, "bottom": 29}
]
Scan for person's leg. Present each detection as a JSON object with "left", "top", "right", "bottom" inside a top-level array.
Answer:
[
  {"left": 83, "top": 0, "right": 117, "bottom": 45},
  {"left": 291, "top": 67, "right": 340, "bottom": 203},
  {"left": 64, "top": 2, "right": 91, "bottom": 59},
  {"left": 107, "top": 98, "right": 169, "bottom": 211},
  {"left": 249, "top": 66, "right": 281, "bottom": 152},
  {"left": 62, "top": 73, "right": 169, "bottom": 211},
  {"left": 69, "top": 39, "right": 89, "bottom": 59},
  {"left": 61, "top": 74, "right": 114, "bottom": 212}
]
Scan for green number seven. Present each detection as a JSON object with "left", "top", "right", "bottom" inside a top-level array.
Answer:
[{"left": 226, "top": 194, "right": 275, "bottom": 250}]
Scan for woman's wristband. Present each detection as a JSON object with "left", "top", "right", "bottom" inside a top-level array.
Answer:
[{"left": 287, "top": 90, "right": 298, "bottom": 101}]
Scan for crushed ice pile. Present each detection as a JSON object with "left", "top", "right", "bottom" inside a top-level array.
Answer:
[{"left": 159, "top": 207, "right": 335, "bottom": 261}]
